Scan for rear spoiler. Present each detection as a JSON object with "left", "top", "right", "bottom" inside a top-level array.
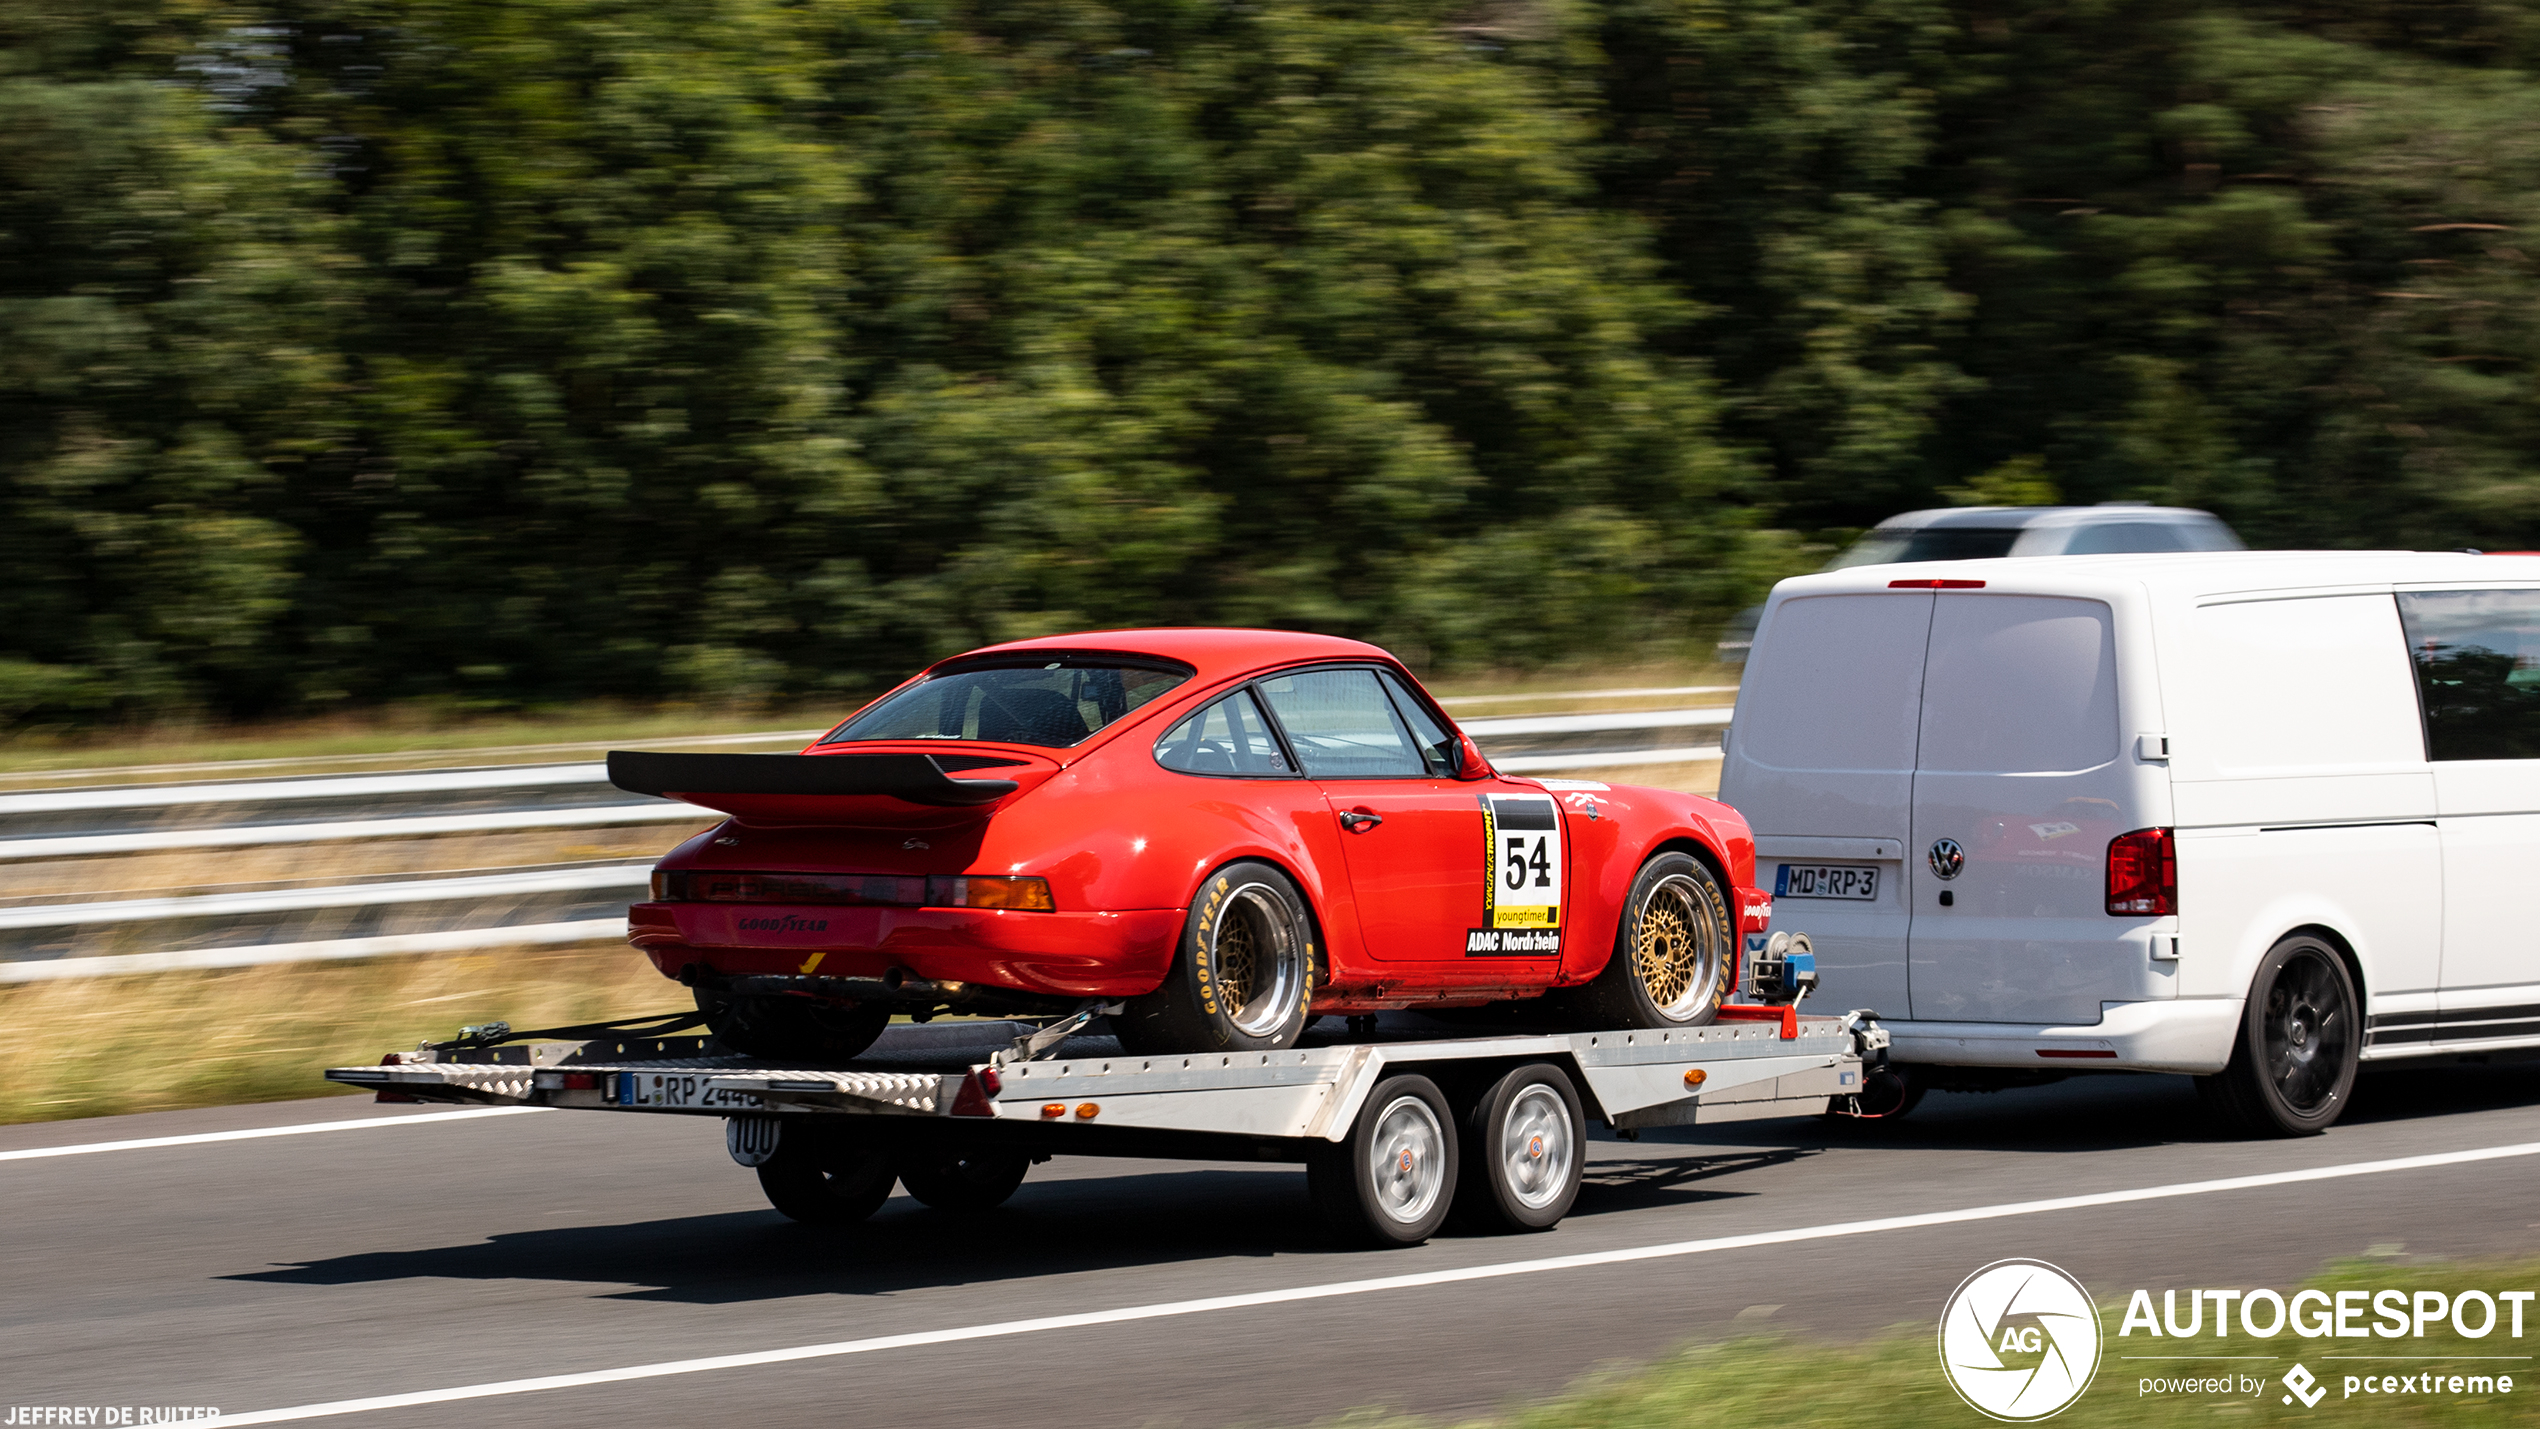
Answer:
[{"left": 605, "top": 752, "right": 1019, "bottom": 809}]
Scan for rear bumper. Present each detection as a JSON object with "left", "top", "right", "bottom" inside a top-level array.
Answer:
[
  {"left": 1887, "top": 998, "right": 2244, "bottom": 1075},
  {"left": 626, "top": 901, "right": 1184, "bottom": 1000}
]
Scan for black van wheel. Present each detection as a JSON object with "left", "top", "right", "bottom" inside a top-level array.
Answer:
[
  {"left": 756, "top": 1128, "right": 898, "bottom": 1225},
  {"left": 2198, "top": 934, "right": 2360, "bottom": 1137},
  {"left": 1309, "top": 1074, "right": 1459, "bottom": 1246},
  {"left": 1115, "top": 860, "right": 1317, "bottom": 1055},
  {"left": 1572, "top": 852, "right": 1731, "bottom": 1029}
]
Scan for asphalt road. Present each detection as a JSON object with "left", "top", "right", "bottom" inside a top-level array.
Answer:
[{"left": 8, "top": 1062, "right": 2540, "bottom": 1428}]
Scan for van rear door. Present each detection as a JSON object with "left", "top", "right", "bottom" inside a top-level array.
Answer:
[
  {"left": 1720, "top": 591, "right": 1935, "bottom": 1020},
  {"left": 1907, "top": 595, "right": 2134, "bottom": 1023}
]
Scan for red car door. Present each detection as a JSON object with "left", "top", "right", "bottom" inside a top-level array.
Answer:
[{"left": 1255, "top": 666, "right": 1565, "bottom": 969}]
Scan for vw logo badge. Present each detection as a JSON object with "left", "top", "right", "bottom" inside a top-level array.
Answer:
[{"left": 1928, "top": 837, "right": 1965, "bottom": 881}]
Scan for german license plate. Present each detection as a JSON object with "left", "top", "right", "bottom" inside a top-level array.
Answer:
[
  {"left": 616, "top": 1071, "right": 759, "bottom": 1109},
  {"left": 1775, "top": 863, "right": 1878, "bottom": 900}
]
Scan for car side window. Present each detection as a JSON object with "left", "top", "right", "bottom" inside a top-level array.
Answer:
[
  {"left": 2397, "top": 589, "right": 2540, "bottom": 760},
  {"left": 1153, "top": 689, "right": 1295, "bottom": 777},
  {"left": 1254, "top": 668, "right": 1426, "bottom": 778},
  {"left": 1379, "top": 672, "right": 1461, "bottom": 776}
]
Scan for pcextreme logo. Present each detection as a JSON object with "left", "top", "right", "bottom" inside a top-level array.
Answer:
[{"left": 1939, "top": 1259, "right": 2104, "bottom": 1421}]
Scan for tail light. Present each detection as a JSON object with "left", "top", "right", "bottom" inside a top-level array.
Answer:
[
  {"left": 649, "top": 870, "right": 1054, "bottom": 911},
  {"left": 2106, "top": 828, "right": 2176, "bottom": 916}
]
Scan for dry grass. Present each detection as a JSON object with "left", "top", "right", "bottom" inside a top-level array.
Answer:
[
  {"left": 0, "top": 942, "right": 685, "bottom": 1124},
  {"left": 0, "top": 702, "right": 846, "bottom": 783},
  {"left": 1348, "top": 1254, "right": 2540, "bottom": 1429},
  {"left": 0, "top": 824, "right": 715, "bottom": 900}
]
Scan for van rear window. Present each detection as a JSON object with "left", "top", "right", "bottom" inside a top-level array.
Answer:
[
  {"left": 1917, "top": 596, "right": 2118, "bottom": 773},
  {"left": 2398, "top": 590, "right": 2540, "bottom": 761},
  {"left": 1736, "top": 595, "right": 1931, "bottom": 772}
]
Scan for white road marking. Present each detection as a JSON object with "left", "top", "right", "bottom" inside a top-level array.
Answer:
[
  {"left": 0, "top": 1106, "right": 549, "bottom": 1161},
  {"left": 216, "top": 1137, "right": 2540, "bottom": 1426}
]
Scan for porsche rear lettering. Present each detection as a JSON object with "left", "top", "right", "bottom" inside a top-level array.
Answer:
[{"left": 737, "top": 915, "right": 831, "bottom": 933}]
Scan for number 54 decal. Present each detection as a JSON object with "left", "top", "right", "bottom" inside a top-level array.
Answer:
[{"left": 1480, "top": 793, "right": 1563, "bottom": 931}]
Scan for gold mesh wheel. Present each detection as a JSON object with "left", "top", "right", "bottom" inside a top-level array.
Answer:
[
  {"left": 1211, "top": 881, "right": 1305, "bottom": 1038},
  {"left": 1630, "top": 871, "right": 1725, "bottom": 1020}
]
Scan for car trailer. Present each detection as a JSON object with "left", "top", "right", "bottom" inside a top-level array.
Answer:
[{"left": 329, "top": 944, "right": 1885, "bottom": 1246}]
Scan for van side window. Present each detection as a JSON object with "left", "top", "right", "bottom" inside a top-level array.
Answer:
[
  {"left": 1918, "top": 596, "right": 2119, "bottom": 773},
  {"left": 2189, "top": 596, "right": 2424, "bottom": 770},
  {"left": 1153, "top": 689, "right": 1295, "bottom": 777},
  {"left": 2396, "top": 590, "right": 2540, "bottom": 760},
  {"left": 1735, "top": 594, "right": 1931, "bottom": 771}
]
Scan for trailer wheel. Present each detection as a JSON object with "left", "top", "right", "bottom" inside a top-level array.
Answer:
[
  {"left": 1571, "top": 852, "right": 1730, "bottom": 1030},
  {"left": 1451, "top": 1063, "right": 1583, "bottom": 1233},
  {"left": 897, "top": 1147, "right": 1032, "bottom": 1213},
  {"left": 1115, "top": 860, "right": 1317, "bottom": 1056},
  {"left": 1308, "top": 1074, "right": 1458, "bottom": 1246},
  {"left": 755, "top": 1128, "right": 898, "bottom": 1226},
  {"left": 2198, "top": 934, "right": 2360, "bottom": 1137}
]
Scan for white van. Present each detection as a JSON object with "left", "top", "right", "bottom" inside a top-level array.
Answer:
[{"left": 1719, "top": 551, "right": 2540, "bottom": 1135}]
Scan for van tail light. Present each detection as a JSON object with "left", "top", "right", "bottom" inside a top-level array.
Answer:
[
  {"left": 2106, "top": 828, "right": 2176, "bottom": 916},
  {"left": 1889, "top": 578, "right": 1986, "bottom": 589}
]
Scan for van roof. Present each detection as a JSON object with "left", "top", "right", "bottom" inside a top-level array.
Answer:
[
  {"left": 1869, "top": 504, "right": 2224, "bottom": 531},
  {"left": 1776, "top": 549, "right": 2540, "bottom": 603}
]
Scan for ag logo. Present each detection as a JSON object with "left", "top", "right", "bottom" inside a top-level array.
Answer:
[{"left": 1939, "top": 1259, "right": 2102, "bottom": 1421}]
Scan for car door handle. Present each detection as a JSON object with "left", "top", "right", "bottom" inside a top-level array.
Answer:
[{"left": 1339, "top": 811, "right": 1384, "bottom": 833}]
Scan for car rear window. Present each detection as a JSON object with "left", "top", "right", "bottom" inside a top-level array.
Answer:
[
  {"left": 1827, "top": 527, "right": 2024, "bottom": 568},
  {"left": 824, "top": 657, "right": 1190, "bottom": 749},
  {"left": 2398, "top": 589, "right": 2540, "bottom": 760}
]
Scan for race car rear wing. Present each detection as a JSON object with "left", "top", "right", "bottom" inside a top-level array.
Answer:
[{"left": 606, "top": 751, "right": 1019, "bottom": 815}]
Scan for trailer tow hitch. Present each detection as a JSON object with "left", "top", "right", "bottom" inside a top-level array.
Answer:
[{"left": 993, "top": 1000, "right": 1125, "bottom": 1068}]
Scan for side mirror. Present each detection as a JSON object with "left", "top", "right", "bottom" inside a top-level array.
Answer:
[{"left": 1455, "top": 733, "right": 1493, "bottom": 781}]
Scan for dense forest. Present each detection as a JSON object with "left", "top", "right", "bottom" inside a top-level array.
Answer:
[{"left": 9, "top": 0, "right": 2540, "bottom": 723}]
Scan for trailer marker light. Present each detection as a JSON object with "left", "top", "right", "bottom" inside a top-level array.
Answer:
[
  {"left": 560, "top": 1073, "right": 600, "bottom": 1091},
  {"left": 1683, "top": 1069, "right": 1707, "bottom": 1089},
  {"left": 1041, "top": 1103, "right": 1066, "bottom": 1118},
  {"left": 1888, "top": 578, "right": 1986, "bottom": 589},
  {"left": 1075, "top": 1103, "right": 1100, "bottom": 1119}
]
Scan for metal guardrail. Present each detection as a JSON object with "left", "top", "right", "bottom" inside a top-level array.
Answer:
[{"left": 0, "top": 695, "right": 1736, "bottom": 980}]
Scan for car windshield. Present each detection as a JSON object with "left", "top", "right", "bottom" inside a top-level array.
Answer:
[
  {"left": 1827, "top": 527, "right": 2025, "bottom": 568},
  {"left": 823, "top": 658, "right": 1190, "bottom": 748}
]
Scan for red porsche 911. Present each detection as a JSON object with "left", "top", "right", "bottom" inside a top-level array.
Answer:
[{"left": 610, "top": 629, "right": 1770, "bottom": 1061}]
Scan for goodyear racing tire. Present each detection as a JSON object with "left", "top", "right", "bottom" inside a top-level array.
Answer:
[
  {"left": 2198, "top": 934, "right": 2360, "bottom": 1138},
  {"left": 696, "top": 988, "right": 890, "bottom": 1065},
  {"left": 1571, "top": 852, "right": 1730, "bottom": 1030},
  {"left": 1449, "top": 1062, "right": 1584, "bottom": 1234},
  {"left": 756, "top": 1126, "right": 899, "bottom": 1226},
  {"left": 897, "top": 1147, "right": 1032, "bottom": 1213},
  {"left": 1114, "top": 860, "right": 1317, "bottom": 1056},
  {"left": 1309, "top": 1074, "right": 1459, "bottom": 1247}
]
